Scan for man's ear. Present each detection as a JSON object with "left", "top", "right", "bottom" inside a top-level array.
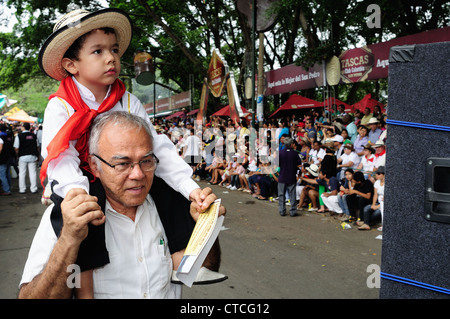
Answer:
[
  {"left": 61, "top": 57, "right": 78, "bottom": 76},
  {"left": 88, "top": 155, "right": 101, "bottom": 178}
]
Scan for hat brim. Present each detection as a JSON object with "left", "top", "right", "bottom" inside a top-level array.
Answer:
[{"left": 39, "top": 8, "right": 132, "bottom": 81}]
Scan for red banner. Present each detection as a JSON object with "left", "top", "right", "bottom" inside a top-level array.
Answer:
[
  {"left": 144, "top": 90, "right": 191, "bottom": 114},
  {"left": 264, "top": 26, "right": 450, "bottom": 95}
]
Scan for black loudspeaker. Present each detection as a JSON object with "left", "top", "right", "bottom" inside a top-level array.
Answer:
[{"left": 380, "top": 41, "right": 450, "bottom": 298}]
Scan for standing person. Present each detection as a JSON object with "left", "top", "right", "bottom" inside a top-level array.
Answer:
[
  {"left": 0, "top": 124, "right": 14, "bottom": 195},
  {"left": 182, "top": 128, "right": 202, "bottom": 169},
  {"left": 18, "top": 112, "right": 226, "bottom": 299},
  {"left": 36, "top": 125, "right": 43, "bottom": 166},
  {"left": 37, "top": 8, "right": 224, "bottom": 292},
  {"left": 278, "top": 137, "right": 302, "bottom": 217},
  {"left": 14, "top": 123, "right": 39, "bottom": 194}
]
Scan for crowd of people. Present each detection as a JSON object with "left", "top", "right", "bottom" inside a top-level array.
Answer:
[
  {"left": 1, "top": 103, "right": 386, "bottom": 232},
  {"left": 0, "top": 121, "right": 42, "bottom": 196},
  {"left": 151, "top": 104, "right": 386, "bottom": 231}
]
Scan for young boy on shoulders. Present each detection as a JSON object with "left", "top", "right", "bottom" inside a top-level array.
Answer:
[{"left": 38, "top": 8, "right": 226, "bottom": 298}]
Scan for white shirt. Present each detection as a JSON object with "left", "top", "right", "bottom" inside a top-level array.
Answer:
[
  {"left": 374, "top": 179, "right": 385, "bottom": 215},
  {"left": 19, "top": 195, "right": 181, "bottom": 299},
  {"left": 42, "top": 77, "right": 198, "bottom": 199},
  {"left": 360, "top": 155, "right": 375, "bottom": 172},
  {"left": 309, "top": 148, "right": 326, "bottom": 165},
  {"left": 374, "top": 153, "right": 386, "bottom": 168},
  {"left": 340, "top": 152, "right": 360, "bottom": 169},
  {"left": 183, "top": 134, "right": 201, "bottom": 156}
]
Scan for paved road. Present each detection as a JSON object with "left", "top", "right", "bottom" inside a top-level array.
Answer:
[{"left": 0, "top": 176, "right": 382, "bottom": 299}]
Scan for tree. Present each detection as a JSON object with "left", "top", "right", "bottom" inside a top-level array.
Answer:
[{"left": 1, "top": 0, "right": 448, "bottom": 117}]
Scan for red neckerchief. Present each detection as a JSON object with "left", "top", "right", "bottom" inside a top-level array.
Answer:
[
  {"left": 365, "top": 155, "right": 374, "bottom": 162},
  {"left": 40, "top": 77, "right": 126, "bottom": 186},
  {"left": 375, "top": 149, "right": 386, "bottom": 158}
]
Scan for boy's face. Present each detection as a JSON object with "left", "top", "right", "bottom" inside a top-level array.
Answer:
[{"left": 63, "top": 29, "right": 120, "bottom": 94}]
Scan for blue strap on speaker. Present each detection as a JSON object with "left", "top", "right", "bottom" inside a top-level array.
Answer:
[
  {"left": 386, "top": 119, "right": 450, "bottom": 132},
  {"left": 381, "top": 272, "right": 450, "bottom": 295},
  {"left": 384, "top": 117, "right": 450, "bottom": 294}
]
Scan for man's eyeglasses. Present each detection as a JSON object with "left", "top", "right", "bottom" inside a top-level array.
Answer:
[{"left": 93, "top": 153, "right": 159, "bottom": 174}]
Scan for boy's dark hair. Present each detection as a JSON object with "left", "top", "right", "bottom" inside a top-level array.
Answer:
[{"left": 63, "top": 27, "right": 116, "bottom": 61}]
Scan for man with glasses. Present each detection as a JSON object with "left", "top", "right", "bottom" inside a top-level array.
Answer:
[{"left": 19, "top": 112, "right": 226, "bottom": 298}]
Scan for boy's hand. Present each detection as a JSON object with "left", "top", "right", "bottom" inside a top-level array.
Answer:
[
  {"left": 60, "top": 188, "right": 104, "bottom": 246},
  {"left": 189, "top": 187, "right": 209, "bottom": 213}
]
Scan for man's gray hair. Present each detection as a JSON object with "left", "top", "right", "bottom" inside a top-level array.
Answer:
[
  {"left": 89, "top": 111, "right": 153, "bottom": 156},
  {"left": 283, "top": 136, "right": 294, "bottom": 147}
]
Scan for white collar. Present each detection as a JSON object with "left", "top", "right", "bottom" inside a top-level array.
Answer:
[{"left": 72, "top": 76, "right": 112, "bottom": 105}]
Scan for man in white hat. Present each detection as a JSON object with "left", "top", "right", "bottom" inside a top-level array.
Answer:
[
  {"left": 373, "top": 140, "right": 386, "bottom": 171},
  {"left": 367, "top": 117, "right": 382, "bottom": 143},
  {"left": 37, "top": 8, "right": 226, "bottom": 295}
]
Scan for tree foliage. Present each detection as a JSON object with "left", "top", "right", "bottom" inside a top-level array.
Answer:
[{"left": 1, "top": 0, "right": 449, "bottom": 117}]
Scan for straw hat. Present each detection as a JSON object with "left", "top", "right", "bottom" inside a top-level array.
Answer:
[
  {"left": 39, "top": 8, "right": 132, "bottom": 81},
  {"left": 306, "top": 164, "right": 319, "bottom": 177}
]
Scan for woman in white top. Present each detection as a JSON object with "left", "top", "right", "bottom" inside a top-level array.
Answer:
[
  {"left": 337, "top": 143, "right": 360, "bottom": 179},
  {"left": 358, "top": 166, "right": 385, "bottom": 230}
]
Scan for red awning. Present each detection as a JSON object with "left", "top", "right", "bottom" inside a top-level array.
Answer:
[
  {"left": 269, "top": 94, "right": 321, "bottom": 118},
  {"left": 187, "top": 109, "right": 199, "bottom": 115},
  {"left": 165, "top": 110, "right": 185, "bottom": 120}
]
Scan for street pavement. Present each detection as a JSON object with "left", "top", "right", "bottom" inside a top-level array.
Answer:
[{"left": 0, "top": 174, "right": 382, "bottom": 299}]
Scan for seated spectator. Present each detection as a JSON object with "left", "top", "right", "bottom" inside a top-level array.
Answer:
[
  {"left": 219, "top": 155, "right": 236, "bottom": 187},
  {"left": 354, "top": 125, "right": 369, "bottom": 156},
  {"left": 372, "top": 140, "right": 386, "bottom": 171},
  {"left": 299, "top": 164, "right": 329, "bottom": 213},
  {"left": 229, "top": 159, "right": 245, "bottom": 190},
  {"left": 320, "top": 146, "right": 338, "bottom": 179},
  {"left": 356, "top": 144, "right": 376, "bottom": 178},
  {"left": 257, "top": 163, "right": 279, "bottom": 200},
  {"left": 360, "top": 107, "right": 373, "bottom": 126},
  {"left": 248, "top": 160, "right": 262, "bottom": 196},
  {"left": 297, "top": 164, "right": 320, "bottom": 211},
  {"left": 308, "top": 140, "right": 326, "bottom": 165},
  {"left": 367, "top": 117, "right": 382, "bottom": 144},
  {"left": 337, "top": 168, "right": 355, "bottom": 221},
  {"left": 208, "top": 156, "right": 226, "bottom": 185},
  {"left": 337, "top": 143, "right": 360, "bottom": 179},
  {"left": 358, "top": 166, "right": 385, "bottom": 230},
  {"left": 205, "top": 152, "right": 220, "bottom": 179},
  {"left": 346, "top": 171, "right": 374, "bottom": 224},
  {"left": 318, "top": 169, "right": 342, "bottom": 216}
]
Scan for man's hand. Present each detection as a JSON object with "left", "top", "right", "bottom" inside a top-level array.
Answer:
[
  {"left": 189, "top": 187, "right": 226, "bottom": 222},
  {"left": 60, "top": 188, "right": 104, "bottom": 246}
]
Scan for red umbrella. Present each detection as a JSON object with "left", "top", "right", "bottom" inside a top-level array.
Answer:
[
  {"left": 269, "top": 94, "right": 321, "bottom": 118},
  {"left": 351, "top": 93, "right": 385, "bottom": 113},
  {"left": 320, "top": 97, "right": 352, "bottom": 112}
]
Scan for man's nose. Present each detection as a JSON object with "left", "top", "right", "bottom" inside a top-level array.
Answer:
[{"left": 128, "top": 163, "right": 145, "bottom": 179}]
